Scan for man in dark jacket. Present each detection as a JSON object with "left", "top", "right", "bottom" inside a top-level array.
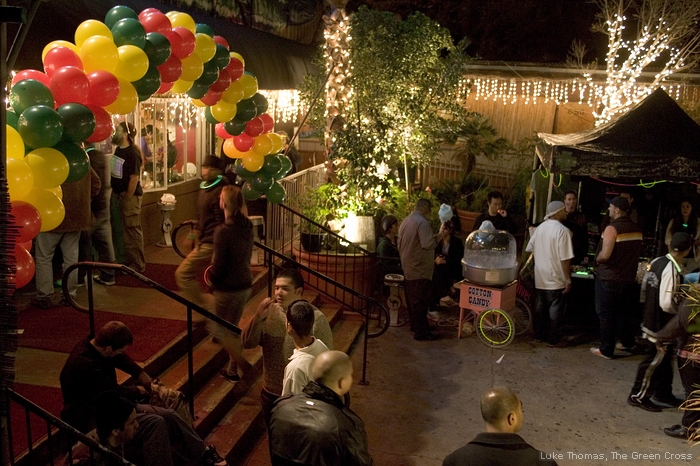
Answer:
[
  {"left": 269, "top": 350, "right": 373, "bottom": 466},
  {"left": 443, "top": 387, "right": 557, "bottom": 466}
]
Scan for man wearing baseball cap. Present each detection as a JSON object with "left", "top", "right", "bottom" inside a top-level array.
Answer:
[{"left": 591, "top": 196, "right": 644, "bottom": 359}]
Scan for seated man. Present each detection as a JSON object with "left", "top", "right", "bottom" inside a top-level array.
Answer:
[
  {"left": 442, "top": 387, "right": 558, "bottom": 466},
  {"left": 269, "top": 351, "right": 374, "bottom": 465}
]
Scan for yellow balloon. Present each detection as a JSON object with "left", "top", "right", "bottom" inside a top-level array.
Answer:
[
  {"left": 194, "top": 33, "right": 216, "bottom": 62},
  {"left": 238, "top": 74, "right": 258, "bottom": 100},
  {"left": 47, "top": 185, "right": 63, "bottom": 200},
  {"left": 7, "top": 158, "right": 35, "bottom": 201},
  {"left": 211, "top": 101, "right": 237, "bottom": 122},
  {"left": 268, "top": 133, "right": 284, "bottom": 154},
  {"left": 6, "top": 125, "right": 25, "bottom": 160},
  {"left": 180, "top": 54, "right": 203, "bottom": 81},
  {"left": 171, "top": 79, "right": 193, "bottom": 94},
  {"left": 114, "top": 45, "right": 149, "bottom": 82},
  {"left": 168, "top": 12, "right": 196, "bottom": 33},
  {"left": 80, "top": 35, "right": 119, "bottom": 73},
  {"left": 191, "top": 99, "right": 207, "bottom": 108},
  {"left": 230, "top": 52, "right": 245, "bottom": 67},
  {"left": 242, "top": 153, "right": 264, "bottom": 172},
  {"left": 26, "top": 148, "right": 70, "bottom": 189},
  {"left": 253, "top": 134, "right": 274, "bottom": 156},
  {"left": 24, "top": 188, "right": 65, "bottom": 232},
  {"left": 42, "top": 40, "right": 79, "bottom": 61},
  {"left": 222, "top": 81, "right": 244, "bottom": 104},
  {"left": 75, "top": 20, "right": 113, "bottom": 48},
  {"left": 104, "top": 78, "right": 138, "bottom": 115}
]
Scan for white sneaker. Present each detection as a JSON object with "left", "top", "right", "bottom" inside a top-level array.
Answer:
[
  {"left": 439, "top": 296, "right": 457, "bottom": 307},
  {"left": 427, "top": 310, "right": 443, "bottom": 321}
]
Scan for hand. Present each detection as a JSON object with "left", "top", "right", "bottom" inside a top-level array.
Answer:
[
  {"left": 563, "top": 281, "right": 571, "bottom": 294},
  {"left": 256, "top": 297, "right": 275, "bottom": 320},
  {"left": 498, "top": 209, "right": 508, "bottom": 218},
  {"left": 656, "top": 342, "right": 666, "bottom": 354},
  {"left": 137, "top": 385, "right": 150, "bottom": 396},
  {"left": 435, "top": 255, "right": 446, "bottom": 265}
]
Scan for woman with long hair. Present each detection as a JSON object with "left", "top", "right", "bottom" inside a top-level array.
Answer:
[{"left": 665, "top": 198, "right": 700, "bottom": 269}]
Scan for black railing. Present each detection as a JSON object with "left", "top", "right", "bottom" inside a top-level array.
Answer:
[
  {"left": 2, "top": 388, "right": 134, "bottom": 466},
  {"left": 60, "top": 262, "right": 242, "bottom": 418}
]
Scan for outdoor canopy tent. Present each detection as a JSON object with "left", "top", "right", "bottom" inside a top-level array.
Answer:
[{"left": 536, "top": 88, "right": 700, "bottom": 182}]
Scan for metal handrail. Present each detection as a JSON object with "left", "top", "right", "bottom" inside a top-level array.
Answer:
[{"left": 2, "top": 388, "right": 134, "bottom": 466}]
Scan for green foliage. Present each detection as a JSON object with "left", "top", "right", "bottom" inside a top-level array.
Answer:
[
  {"left": 380, "top": 184, "right": 441, "bottom": 231},
  {"left": 432, "top": 173, "right": 491, "bottom": 212},
  {"left": 441, "top": 113, "right": 510, "bottom": 173}
]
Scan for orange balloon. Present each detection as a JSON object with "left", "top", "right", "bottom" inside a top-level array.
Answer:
[{"left": 223, "top": 138, "right": 248, "bottom": 159}]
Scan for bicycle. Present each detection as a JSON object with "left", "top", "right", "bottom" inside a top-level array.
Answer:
[{"left": 172, "top": 219, "right": 199, "bottom": 258}]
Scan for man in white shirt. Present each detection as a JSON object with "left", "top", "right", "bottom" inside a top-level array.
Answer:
[
  {"left": 281, "top": 301, "right": 330, "bottom": 396},
  {"left": 526, "top": 201, "right": 574, "bottom": 347}
]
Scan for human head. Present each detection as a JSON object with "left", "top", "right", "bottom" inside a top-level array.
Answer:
[
  {"left": 141, "top": 124, "right": 153, "bottom": 138},
  {"left": 219, "top": 185, "right": 245, "bottom": 218},
  {"left": 94, "top": 391, "right": 138, "bottom": 444},
  {"left": 94, "top": 321, "right": 133, "bottom": 356},
  {"left": 381, "top": 215, "right": 398, "bottom": 236},
  {"left": 414, "top": 198, "right": 432, "bottom": 218},
  {"left": 487, "top": 191, "right": 504, "bottom": 216},
  {"left": 286, "top": 300, "right": 315, "bottom": 339},
  {"left": 620, "top": 191, "right": 634, "bottom": 205},
  {"left": 671, "top": 232, "right": 693, "bottom": 258},
  {"left": 680, "top": 198, "right": 694, "bottom": 220},
  {"left": 564, "top": 191, "right": 578, "bottom": 213},
  {"left": 311, "top": 350, "right": 353, "bottom": 397},
  {"left": 442, "top": 220, "right": 456, "bottom": 236},
  {"left": 275, "top": 269, "right": 304, "bottom": 309},
  {"left": 608, "top": 196, "right": 629, "bottom": 220},
  {"left": 112, "top": 121, "right": 136, "bottom": 146},
  {"left": 544, "top": 201, "right": 567, "bottom": 221},
  {"left": 202, "top": 154, "right": 224, "bottom": 181},
  {"left": 480, "top": 386, "right": 523, "bottom": 434}
]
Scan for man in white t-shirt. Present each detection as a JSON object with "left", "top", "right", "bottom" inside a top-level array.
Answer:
[
  {"left": 281, "top": 301, "right": 330, "bottom": 396},
  {"left": 526, "top": 201, "right": 574, "bottom": 347}
]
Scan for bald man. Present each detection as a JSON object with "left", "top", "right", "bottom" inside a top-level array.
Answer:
[
  {"left": 269, "top": 351, "right": 373, "bottom": 466},
  {"left": 443, "top": 387, "right": 558, "bottom": 466}
]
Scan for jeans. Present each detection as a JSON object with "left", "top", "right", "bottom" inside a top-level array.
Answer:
[
  {"left": 534, "top": 288, "right": 566, "bottom": 344},
  {"left": 595, "top": 279, "right": 637, "bottom": 357},
  {"left": 78, "top": 200, "right": 117, "bottom": 281},
  {"left": 35, "top": 231, "right": 80, "bottom": 299}
]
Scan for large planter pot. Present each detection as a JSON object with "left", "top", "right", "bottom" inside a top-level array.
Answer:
[
  {"left": 300, "top": 232, "right": 327, "bottom": 253},
  {"left": 456, "top": 209, "right": 480, "bottom": 232}
]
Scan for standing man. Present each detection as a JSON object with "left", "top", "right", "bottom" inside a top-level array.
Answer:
[
  {"left": 590, "top": 196, "right": 644, "bottom": 359},
  {"left": 269, "top": 351, "right": 374, "bottom": 466},
  {"left": 563, "top": 190, "right": 589, "bottom": 265},
  {"left": 472, "top": 191, "right": 516, "bottom": 234},
  {"left": 111, "top": 122, "right": 145, "bottom": 273},
  {"left": 525, "top": 201, "right": 574, "bottom": 347},
  {"left": 627, "top": 232, "right": 692, "bottom": 411},
  {"left": 397, "top": 198, "right": 441, "bottom": 341},
  {"left": 442, "top": 387, "right": 558, "bottom": 466}
]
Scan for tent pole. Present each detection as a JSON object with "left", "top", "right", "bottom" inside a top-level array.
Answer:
[{"left": 546, "top": 150, "right": 554, "bottom": 208}]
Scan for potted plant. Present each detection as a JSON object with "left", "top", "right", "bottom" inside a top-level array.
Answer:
[{"left": 297, "top": 184, "right": 340, "bottom": 252}]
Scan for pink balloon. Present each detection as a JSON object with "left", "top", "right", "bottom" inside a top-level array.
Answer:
[
  {"left": 139, "top": 11, "right": 171, "bottom": 34},
  {"left": 13, "top": 69, "right": 50, "bottom": 87},
  {"left": 245, "top": 117, "right": 265, "bottom": 137},
  {"left": 169, "top": 27, "right": 196, "bottom": 59},
  {"left": 259, "top": 113, "right": 275, "bottom": 133},
  {"left": 213, "top": 35, "right": 229, "bottom": 49},
  {"left": 200, "top": 90, "right": 222, "bottom": 106},
  {"left": 225, "top": 58, "right": 244, "bottom": 81},
  {"left": 50, "top": 66, "right": 90, "bottom": 106},
  {"left": 13, "top": 244, "right": 35, "bottom": 290},
  {"left": 233, "top": 133, "right": 255, "bottom": 152},
  {"left": 85, "top": 70, "right": 120, "bottom": 107},
  {"left": 215, "top": 123, "right": 232, "bottom": 139},
  {"left": 43, "top": 47, "right": 83, "bottom": 77},
  {"left": 10, "top": 201, "right": 42, "bottom": 243},
  {"left": 86, "top": 105, "right": 113, "bottom": 142},
  {"left": 157, "top": 54, "right": 182, "bottom": 83},
  {"left": 156, "top": 81, "right": 174, "bottom": 94},
  {"left": 210, "top": 68, "right": 231, "bottom": 93}
]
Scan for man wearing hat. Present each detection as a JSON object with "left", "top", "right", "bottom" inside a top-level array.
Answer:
[
  {"left": 591, "top": 196, "right": 644, "bottom": 359},
  {"left": 525, "top": 201, "right": 574, "bottom": 347},
  {"left": 627, "top": 232, "right": 692, "bottom": 412},
  {"left": 175, "top": 155, "right": 228, "bottom": 310}
]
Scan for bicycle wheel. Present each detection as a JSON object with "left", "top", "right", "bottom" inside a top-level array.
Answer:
[
  {"left": 477, "top": 308, "right": 514, "bottom": 348},
  {"left": 172, "top": 220, "right": 198, "bottom": 258},
  {"left": 514, "top": 298, "right": 533, "bottom": 335}
]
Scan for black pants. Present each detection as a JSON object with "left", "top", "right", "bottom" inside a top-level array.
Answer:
[
  {"left": 404, "top": 279, "right": 433, "bottom": 336},
  {"left": 680, "top": 357, "right": 700, "bottom": 429},
  {"left": 630, "top": 342, "right": 674, "bottom": 401}
]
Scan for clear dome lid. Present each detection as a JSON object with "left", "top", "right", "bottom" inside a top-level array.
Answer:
[{"left": 463, "top": 221, "right": 517, "bottom": 270}]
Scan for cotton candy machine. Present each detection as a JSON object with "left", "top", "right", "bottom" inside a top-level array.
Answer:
[{"left": 461, "top": 221, "right": 518, "bottom": 286}]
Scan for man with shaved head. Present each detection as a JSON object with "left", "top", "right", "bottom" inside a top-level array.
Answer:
[
  {"left": 443, "top": 387, "right": 557, "bottom": 466},
  {"left": 268, "top": 351, "right": 373, "bottom": 465}
]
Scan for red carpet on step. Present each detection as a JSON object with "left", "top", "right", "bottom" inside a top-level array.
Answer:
[
  {"left": 18, "top": 306, "right": 186, "bottom": 361},
  {"left": 9, "top": 383, "right": 63, "bottom": 456},
  {"left": 114, "top": 262, "right": 180, "bottom": 291}
]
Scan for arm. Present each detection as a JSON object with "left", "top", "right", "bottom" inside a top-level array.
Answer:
[
  {"left": 126, "top": 174, "right": 139, "bottom": 198},
  {"left": 658, "top": 263, "right": 680, "bottom": 313},
  {"left": 561, "top": 259, "right": 571, "bottom": 294},
  {"left": 656, "top": 300, "right": 692, "bottom": 342},
  {"left": 418, "top": 220, "right": 436, "bottom": 251},
  {"left": 596, "top": 225, "right": 617, "bottom": 263},
  {"left": 665, "top": 220, "right": 673, "bottom": 247},
  {"left": 241, "top": 298, "right": 274, "bottom": 349}
]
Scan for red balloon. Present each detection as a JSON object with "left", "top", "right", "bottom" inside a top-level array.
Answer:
[
  {"left": 200, "top": 89, "right": 222, "bottom": 106},
  {"left": 140, "top": 11, "right": 171, "bottom": 34},
  {"left": 156, "top": 81, "right": 174, "bottom": 94},
  {"left": 259, "top": 113, "right": 275, "bottom": 133},
  {"left": 210, "top": 68, "right": 231, "bottom": 92},
  {"left": 43, "top": 47, "right": 83, "bottom": 77},
  {"left": 169, "top": 27, "right": 196, "bottom": 59},
  {"left": 13, "top": 244, "right": 35, "bottom": 290},
  {"left": 213, "top": 35, "right": 229, "bottom": 49},
  {"left": 85, "top": 70, "right": 120, "bottom": 107},
  {"left": 17, "top": 240, "right": 33, "bottom": 250},
  {"left": 86, "top": 105, "right": 113, "bottom": 142},
  {"left": 50, "top": 66, "right": 90, "bottom": 106},
  {"left": 245, "top": 117, "right": 265, "bottom": 137},
  {"left": 139, "top": 8, "right": 162, "bottom": 20},
  {"left": 10, "top": 201, "right": 42, "bottom": 243},
  {"left": 13, "top": 69, "right": 50, "bottom": 87},
  {"left": 233, "top": 133, "right": 255, "bottom": 152},
  {"left": 215, "top": 122, "right": 233, "bottom": 139},
  {"left": 157, "top": 54, "right": 182, "bottom": 83},
  {"left": 225, "top": 58, "right": 244, "bottom": 81}
]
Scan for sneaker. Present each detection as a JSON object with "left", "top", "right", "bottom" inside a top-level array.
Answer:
[
  {"left": 31, "top": 297, "right": 52, "bottom": 309},
  {"left": 202, "top": 445, "right": 227, "bottom": 466},
  {"left": 427, "top": 310, "right": 442, "bottom": 321},
  {"left": 651, "top": 395, "right": 684, "bottom": 408},
  {"left": 94, "top": 276, "right": 116, "bottom": 286},
  {"left": 627, "top": 395, "right": 662, "bottom": 412},
  {"left": 590, "top": 347, "right": 612, "bottom": 360},
  {"left": 439, "top": 296, "right": 457, "bottom": 307}
]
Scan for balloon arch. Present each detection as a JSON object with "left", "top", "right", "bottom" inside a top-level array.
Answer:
[{"left": 6, "top": 5, "right": 290, "bottom": 290}]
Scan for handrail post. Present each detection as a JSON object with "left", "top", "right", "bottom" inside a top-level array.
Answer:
[
  {"left": 186, "top": 306, "right": 194, "bottom": 418},
  {"left": 360, "top": 304, "right": 370, "bottom": 386},
  {"left": 86, "top": 275, "right": 95, "bottom": 338}
]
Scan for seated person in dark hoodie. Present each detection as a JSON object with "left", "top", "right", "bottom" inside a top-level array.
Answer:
[{"left": 377, "top": 215, "right": 402, "bottom": 277}]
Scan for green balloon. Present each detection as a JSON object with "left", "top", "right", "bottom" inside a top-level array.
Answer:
[
  {"left": 10, "top": 79, "right": 54, "bottom": 114},
  {"left": 251, "top": 93, "right": 268, "bottom": 116},
  {"left": 7, "top": 111, "right": 19, "bottom": 130},
  {"left": 265, "top": 182, "right": 286, "bottom": 204},
  {"left": 261, "top": 154, "right": 282, "bottom": 178},
  {"left": 251, "top": 173, "right": 273, "bottom": 192},
  {"left": 224, "top": 118, "right": 247, "bottom": 136},
  {"left": 57, "top": 103, "right": 96, "bottom": 143},
  {"left": 138, "top": 94, "right": 153, "bottom": 102},
  {"left": 234, "top": 158, "right": 255, "bottom": 179},
  {"left": 18, "top": 105, "right": 64, "bottom": 148},
  {"left": 242, "top": 180, "right": 262, "bottom": 201},
  {"left": 54, "top": 141, "right": 89, "bottom": 182},
  {"left": 196, "top": 60, "right": 220, "bottom": 87},
  {"left": 275, "top": 155, "right": 293, "bottom": 179},
  {"left": 236, "top": 98, "right": 257, "bottom": 122},
  {"left": 133, "top": 66, "right": 162, "bottom": 97},
  {"left": 187, "top": 81, "right": 209, "bottom": 99},
  {"left": 213, "top": 44, "right": 230, "bottom": 70},
  {"left": 144, "top": 32, "right": 171, "bottom": 67},
  {"left": 111, "top": 18, "right": 146, "bottom": 48},
  {"left": 204, "top": 107, "right": 219, "bottom": 125},
  {"left": 196, "top": 23, "right": 215, "bottom": 37},
  {"left": 105, "top": 5, "right": 138, "bottom": 29}
]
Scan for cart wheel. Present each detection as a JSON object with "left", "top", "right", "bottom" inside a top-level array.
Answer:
[
  {"left": 514, "top": 298, "right": 533, "bottom": 335},
  {"left": 477, "top": 308, "right": 514, "bottom": 347}
]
